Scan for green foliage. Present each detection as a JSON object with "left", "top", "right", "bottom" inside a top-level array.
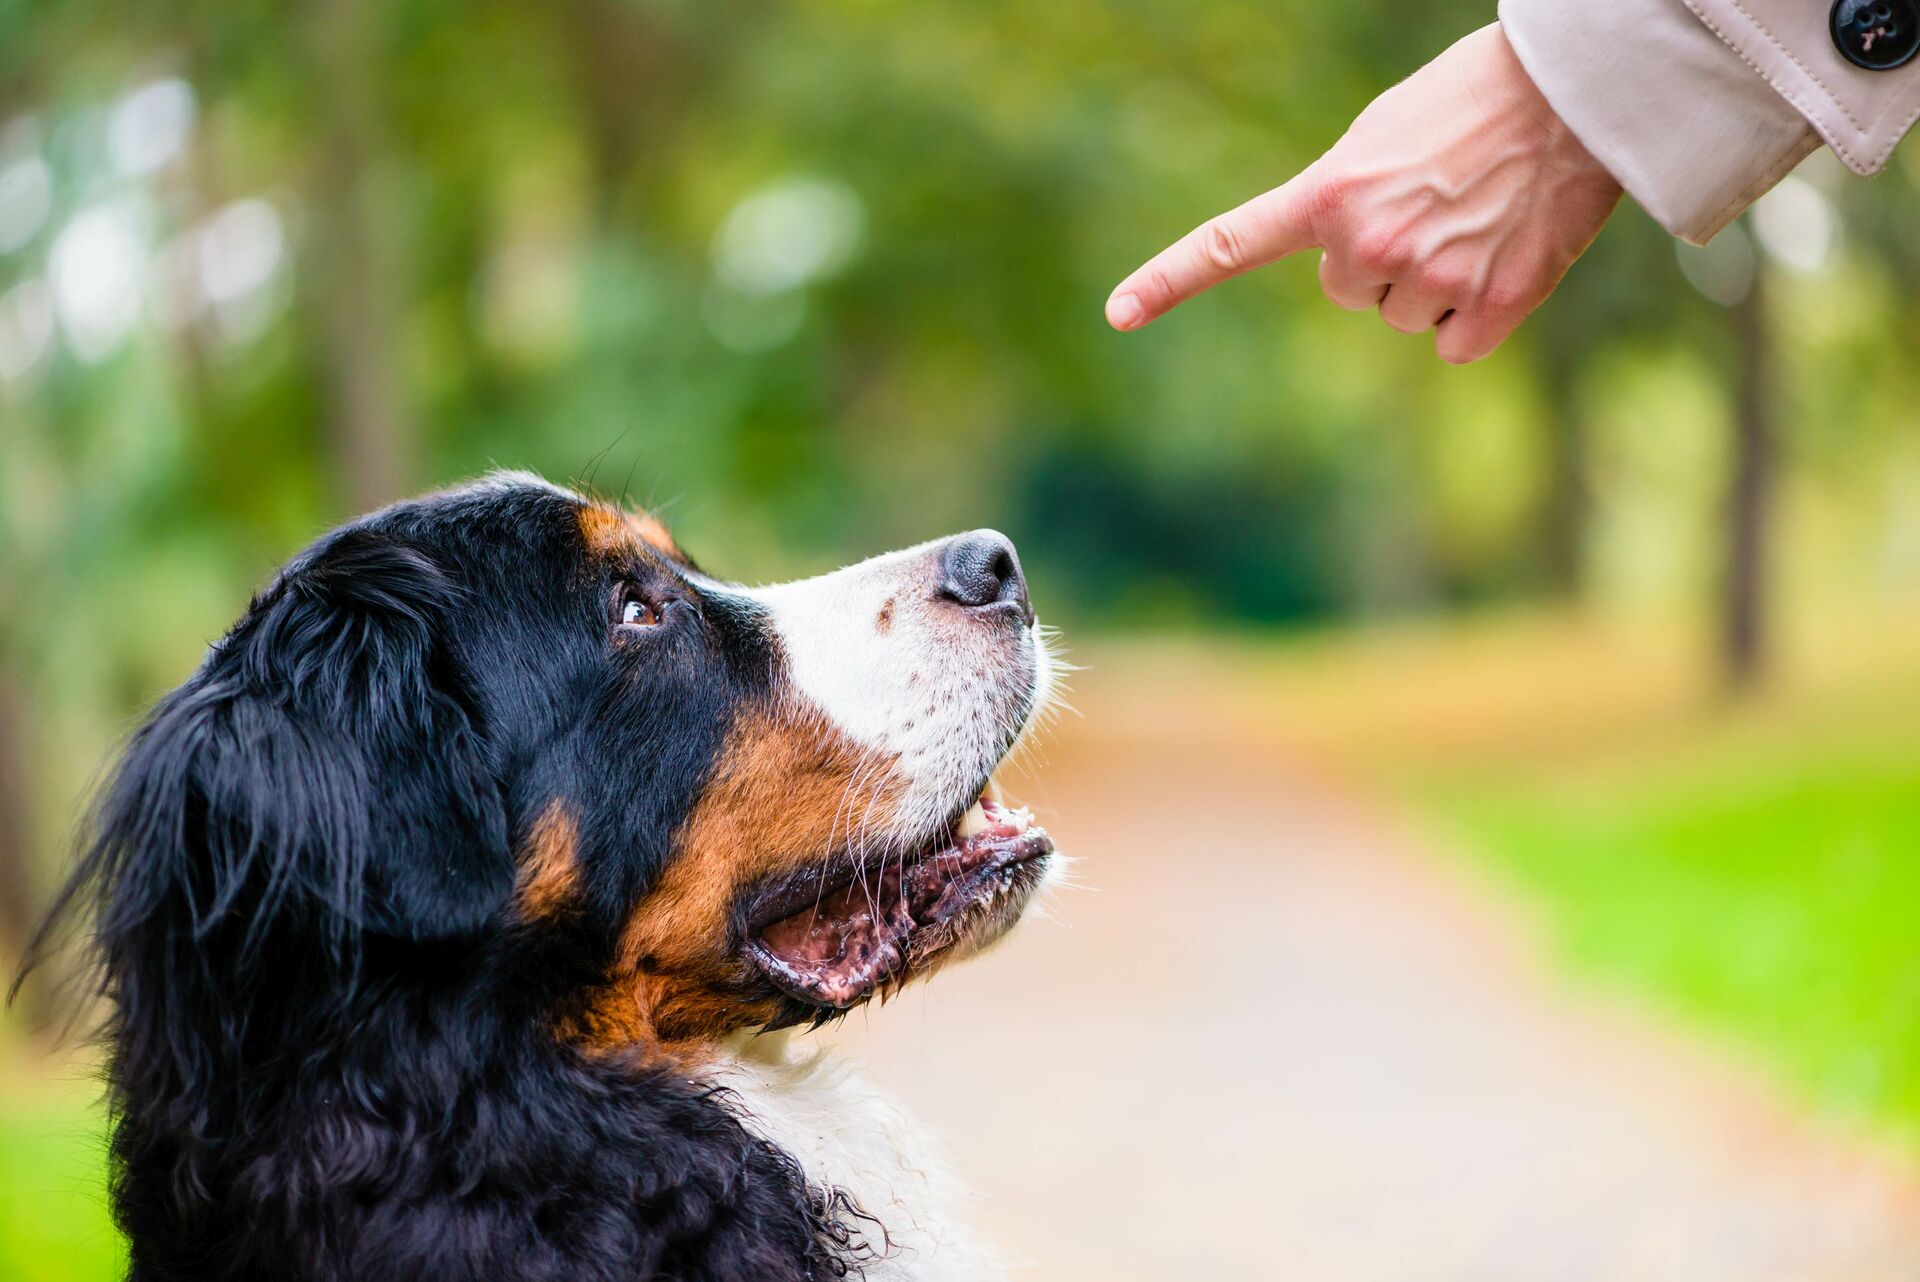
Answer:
[
  {"left": 6, "top": 0, "right": 1874, "bottom": 642},
  {"left": 2, "top": 0, "right": 1914, "bottom": 702}
]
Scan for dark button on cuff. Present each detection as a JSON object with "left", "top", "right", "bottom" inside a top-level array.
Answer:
[{"left": 1832, "top": 0, "right": 1920, "bottom": 70}]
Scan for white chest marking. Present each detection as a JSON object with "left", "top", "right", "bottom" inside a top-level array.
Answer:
[{"left": 704, "top": 1032, "right": 1006, "bottom": 1281}]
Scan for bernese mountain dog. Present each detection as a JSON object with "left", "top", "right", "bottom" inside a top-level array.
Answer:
[{"left": 35, "top": 472, "right": 1062, "bottom": 1282}]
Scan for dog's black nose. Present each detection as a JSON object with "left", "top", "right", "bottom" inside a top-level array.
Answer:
[{"left": 938, "top": 530, "right": 1033, "bottom": 625}]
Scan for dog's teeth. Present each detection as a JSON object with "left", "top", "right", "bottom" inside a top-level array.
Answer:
[{"left": 958, "top": 800, "right": 990, "bottom": 839}]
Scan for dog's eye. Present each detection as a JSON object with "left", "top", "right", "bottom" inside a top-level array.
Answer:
[{"left": 619, "top": 597, "right": 660, "bottom": 628}]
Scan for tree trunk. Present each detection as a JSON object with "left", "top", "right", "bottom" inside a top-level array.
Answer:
[
  {"left": 0, "top": 660, "right": 45, "bottom": 1024},
  {"left": 563, "top": 0, "right": 710, "bottom": 231},
  {"left": 1539, "top": 346, "right": 1590, "bottom": 600},
  {"left": 567, "top": 0, "right": 647, "bottom": 228},
  {"left": 1723, "top": 270, "right": 1774, "bottom": 691},
  {"left": 310, "top": 0, "right": 411, "bottom": 514}
]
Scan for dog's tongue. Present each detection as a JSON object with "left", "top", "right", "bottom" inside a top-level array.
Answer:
[{"left": 751, "top": 800, "right": 1040, "bottom": 1008}]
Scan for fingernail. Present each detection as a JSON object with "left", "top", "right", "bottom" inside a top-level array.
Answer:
[{"left": 1107, "top": 292, "right": 1145, "bottom": 331}]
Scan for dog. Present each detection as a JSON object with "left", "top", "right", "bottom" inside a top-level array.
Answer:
[{"left": 35, "top": 472, "right": 1062, "bottom": 1281}]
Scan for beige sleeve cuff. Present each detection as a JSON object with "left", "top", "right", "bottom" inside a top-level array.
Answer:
[
  {"left": 1498, "top": 0, "right": 1819, "bottom": 244},
  {"left": 1680, "top": 0, "right": 1920, "bottom": 177}
]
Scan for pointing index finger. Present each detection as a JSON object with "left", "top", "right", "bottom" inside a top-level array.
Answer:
[{"left": 1107, "top": 173, "right": 1320, "bottom": 331}]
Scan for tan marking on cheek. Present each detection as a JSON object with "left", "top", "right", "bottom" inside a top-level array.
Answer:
[
  {"left": 516, "top": 801, "right": 580, "bottom": 920},
  {"left": 626, "top": 706, "right": 900, "bottom": 971},
  {"left": 566, "top": 702, "right": 905, "bottom": 1057},
  {"left": 875, "top": 597, "right": 895, "bottom": 634}
]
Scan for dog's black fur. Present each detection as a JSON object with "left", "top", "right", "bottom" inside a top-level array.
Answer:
[{"left": 22, "top": 480, "right": 868, "bottom": 1282}]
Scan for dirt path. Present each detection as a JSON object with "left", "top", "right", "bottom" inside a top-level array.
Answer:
[{"left": 821, "top": 656, "right": 1920, "bottom": 1281}]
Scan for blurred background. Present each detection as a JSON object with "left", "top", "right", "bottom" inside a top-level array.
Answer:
[{"left": 3, "top": 0, "right": 1919, "bottom": 1277}]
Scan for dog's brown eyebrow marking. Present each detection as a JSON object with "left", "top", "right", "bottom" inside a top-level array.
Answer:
[
  {"left": 578, "top": 504, "right": 686, "bottom": 564},
  {"left": 516, "top": 800, "right": 580, "bottom": 920},
  {"left": 875, "top": 597, "right": 895, "bottom": 634}
]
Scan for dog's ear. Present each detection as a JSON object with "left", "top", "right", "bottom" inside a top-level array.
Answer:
[
  {"left": 77, "top": 529, "right": 511, "bottom": 958},
  {"left": 252, "top": 530, "right": 511, "bottom": 940}
]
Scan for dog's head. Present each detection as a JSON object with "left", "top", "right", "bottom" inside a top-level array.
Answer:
[{"left": 70, "top": 473, "right": 1059, "bottom": 1062}]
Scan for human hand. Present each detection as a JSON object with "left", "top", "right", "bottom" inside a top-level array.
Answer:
[{"left": 1106, "top": 24, "right": 1623, "bottom": 364}]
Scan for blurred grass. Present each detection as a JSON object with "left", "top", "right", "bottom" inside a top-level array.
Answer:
[
  {"left": 1423, "top": 752, "right": 1920, "bottom": 1137},
  {"left": 0, "top": 1040, "right": 121, "bottom": 1282}
]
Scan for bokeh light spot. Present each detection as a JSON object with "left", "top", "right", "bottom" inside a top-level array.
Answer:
[
  {"left": 0, "top": 156, "right": 52, "bottom": 254},
  {"left": 49, "top": 200, "right": 149, "bottom": 362},
  {"left": 711, "top": 176, "right": 864, "bottom": 296},
  {"left": 107, "top": 79, "right": 196, "bottom": 178},
  {"left": 0, "top": 277, "right": 54, "bottom": 382},
  {"left": 1751, "top": 175, "right": 1839, "bottom": 275}
]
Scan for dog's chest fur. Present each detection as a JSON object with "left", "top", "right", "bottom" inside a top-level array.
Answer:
[{"left": 704, "top": 1031, "right": 1005, "bottom": 1281}]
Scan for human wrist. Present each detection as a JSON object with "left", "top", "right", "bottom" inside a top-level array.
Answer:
[
  {"left": 1498, "top": 0, "right": 1817, "bottom": 243},
  {"left": 1483, "top": 23, "right": 1622, "bottom": 198}
]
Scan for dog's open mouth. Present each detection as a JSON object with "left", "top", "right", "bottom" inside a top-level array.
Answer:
[{"left": 744, "top": 787, "right": 1053, "bottom": 1009}]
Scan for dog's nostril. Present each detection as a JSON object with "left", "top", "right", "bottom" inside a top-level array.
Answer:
[{"left": 938, "top": 530, "right": 1033, "bottom": 625}]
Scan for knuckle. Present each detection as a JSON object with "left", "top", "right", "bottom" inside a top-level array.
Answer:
[
  {"left": 1307, "top": 172, "right": 1354, "bottom": 224},
  {"left": 1480, "top": 283, "right": 1534, "bottom": 321},
  {"left": 1201, "top": 219, "right": 1246, "bottom": 274},
  {"left": 1320, "top": 273, "right": 1374, "bottom": 311},
  {"left": 1419, "top": 265, "right": 1469, "bottom": 300},
  {"left": 1142, "top": 266, "right": 1177, "bottom": 306},
  {"left": 1349, "top": 231, "right": 1406, "bottom": 277},
  {"left": 1438, "top": 323, "right": 1498, "bottom": 364}
]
